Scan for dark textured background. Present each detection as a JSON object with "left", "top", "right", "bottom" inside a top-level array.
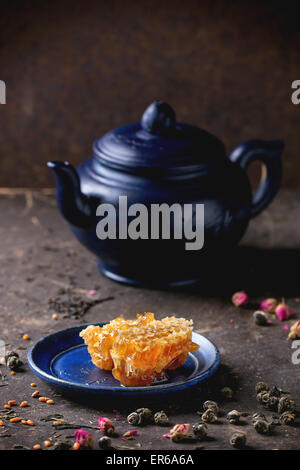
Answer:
[{"left": 0, "top": 0, "right": 299, "bottom": 188}]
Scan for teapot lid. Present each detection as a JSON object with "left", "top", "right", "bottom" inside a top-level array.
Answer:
[{"left": 93, "top": 101, "right": 226, "bottom": 175}]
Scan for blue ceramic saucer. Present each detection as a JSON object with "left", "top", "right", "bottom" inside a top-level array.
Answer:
[{"left": 28, "top": 323, "right": 220, "bottom": 398}]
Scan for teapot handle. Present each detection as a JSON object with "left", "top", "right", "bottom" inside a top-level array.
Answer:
[{"left": 229, "top": 139, "right": 283, "bottom": 218}]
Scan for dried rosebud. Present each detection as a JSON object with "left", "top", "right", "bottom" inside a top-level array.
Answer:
[
  {"left": 98, "top": 436, "right": 111, "bottom": 449},
  {"left": 169, "top": 423, "right": 191, "bottom": 442},
  {"left": 136, "top": 408, "right": 152, "bottom": 423},
  {"left": 255, "top": 382, "right": 270, "bottom": 394},
  {"left": 275, "top": 302, "right": 293, "bottom": 322},
  {"left": 226, "top": 410, "right": 240, "bottom": 424},
  {"left": 279, "top": 412, "right": 296, "bottom": 426},
  {"left": 230, "top": 432, "right": 246, "bottom": 448},
  {"left": 127, "top": 412, "right": 142, "bottom": 426},
  {"left": 154, "top": 410, "right": 169, "bottom": 426},
  {"left": 260, "top": 298, "right": 277, "bottom": 313},
  {"left": 277, "top": 397, "right": 296, "bottom": 414},
  {"left": 98, "top": 417, "right": 115, "bottom": 436},
  {"left": 122, "top": 430, "right": 137, "bottom": 439},
  {"left": 74, "top": 429, "right": 94, "bottom": 449},
  {"left": 203, "top": 400, "right": 219, "bottom": 414},
  {"left": 192, "top": 423, "right": 208, "bottom": 440},
  {"left": 201, "top": 409, "right": 218, "bottom": 423},
  {"left": 220, "top": 386, "right": 233, "bottom": 399},
  {"left": 288, "top": 321, "right": 300, "bottom": 340},
  {"left": 253, "top": 419, "right": 271, "bottom": 434},
  {"left": 232, "top": 291, "right": 248, "bottom": 307}
]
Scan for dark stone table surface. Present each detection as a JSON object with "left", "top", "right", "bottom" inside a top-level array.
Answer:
[{"left": 0, "top": 190, "right": 299, "bottom": 450}]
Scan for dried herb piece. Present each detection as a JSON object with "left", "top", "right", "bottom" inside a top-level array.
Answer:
[
  {"left": 255, "top": 382, "right": 269, "bottom": 394},
  {"left": 253, "top": 419, "right": 271, "bottom": 434},
  {"left": 230, "top": 432, "right": 246, "bottom": 449},
  {"left": 5, "top": 351, "right": 23, "bottom": 371},
  {"left": 40, "top": 414, "right": 64, "bottom": 422},
  {"left": 154, "top": 411, "right": 169, "bottom": 426},
  {"left": 127, "top": 412, "right": 142, "bottom": 426},
  {"left": 277, "top": 397, "right": 296, "bottom": 414},
  {"left": 252, "top": 412, "right": 267, "bottom": 423},
  {"left": 279, "top": 412, "right": 296, "bottom": 425},
  {"left": 48, "top": 292, "right": 113, "bottom": 319},
  {"left": 203, "top": 400, "right": 219, "bottom": 414},
  {"left": 226, "top": 410, "right": 240, "bottom": 424},
  {"left": 53, "top": 422, "right": 98, "bottom": 431},
  {"left": 136, "top": 408, "right": 152, "bottom": 423},
  {"left": 201, "top": 409, "right": 218, "bottom": 423},
  {"left": 257, "top": 392, "right": 278, "bottom": 410},
  {"left": 269, "top": 385, "right": 282, "bottom": 398}
]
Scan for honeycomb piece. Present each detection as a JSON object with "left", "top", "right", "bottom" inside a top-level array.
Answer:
[
  {"left": 110, "top": 317, "right": 199, "bottom": 386},
  {"left": 79, "top": 313, "right": 155, "bottom": 370}
]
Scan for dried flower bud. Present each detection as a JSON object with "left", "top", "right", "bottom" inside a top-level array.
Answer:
[
  {"left": 154, "top": 410, "right": 169, "bottom": 426},
  {"left": 220, "top": 386, "right": 233, "bottom": 399},
  {"left": 232, "top": 291, "right": 248, "bottom": 307},
  {"left": 127, "top": 412, "right": 142, "bottom": 426},
  {"left": 226, "top": 410, "right": 241, "bottom": 424},
  {"left": 170, "top": 423, "right": 191, "bottom": 442},
  {"left": 256, "top": 391, "right": 268, "bottom": 404},
  {"left": 253, "top": 419, "right": 271, "bottom": 434},
  {"left": 277, "top": 397, "right": 296, "bottom": 414},
  {"left": 255, "top": 382, "right": 269, "bottom": 394},
  {"left": 201, "top": 409, "right": 218, "bottom": 423},
  {"left": 253, "top": 311, "right": 268, "bottom": 326},
  {"left": 252, "top": 412, "right": 267, "bottom": 423},
  {"left": 98, "top": 436, "right": 111, "bottom": 449},
  {"left": 5, "top": 352, "right": 23, "bottom": 371},
  {"left": 98, "top": 417, "right": 115, "bottom": 436},
  {"left": 74, "top": 429, "right": 94, "bottom": 449},
  {"left": 230, "top": 432, "right": 246, "bottom": 448},
  {"left": 268, "top": 396, "right": 279, "bottom": 411},
  {"left": 275, "top": 302, "right": 293, "bottom": 322},
  {"left": 269, "top": 385, "right": 282, "bottom": 398},
  {"left": 256, "top": 391, "right": 278, "bottom": 410},
  {"left": 203, "top": 400, "right": 219, "bottom": 414},
  {"left": 136, "top": 408, "right": 152, "bottom": 423},
  {"left": 260, "top": 298, "right": 277, "bottom": 313},
  {"left": 288, "top": 321, "right": 300, "bottom": 340},
  {"left": 192, "top": 423, "right": 208, "bottom": 440},
  {"left": 279, "top": 412, "right": 296, "bottom": 426}
]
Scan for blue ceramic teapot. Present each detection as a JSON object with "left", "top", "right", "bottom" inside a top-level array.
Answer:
[{"left": 48, "top": 101, "right": 283, "bottom": 287}]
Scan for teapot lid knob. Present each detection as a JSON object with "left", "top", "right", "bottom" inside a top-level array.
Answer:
[{"left": 141, "top": 101, "right": 176, "bottom": 135}]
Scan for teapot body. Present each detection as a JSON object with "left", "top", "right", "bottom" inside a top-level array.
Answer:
[{"left": 69, "top": 156, "right": 252, "bottom": 286}]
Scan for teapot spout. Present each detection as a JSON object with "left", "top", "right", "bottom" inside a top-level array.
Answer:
[{"left": 47, "top": 161, "right": 93, "bottom": 228}]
